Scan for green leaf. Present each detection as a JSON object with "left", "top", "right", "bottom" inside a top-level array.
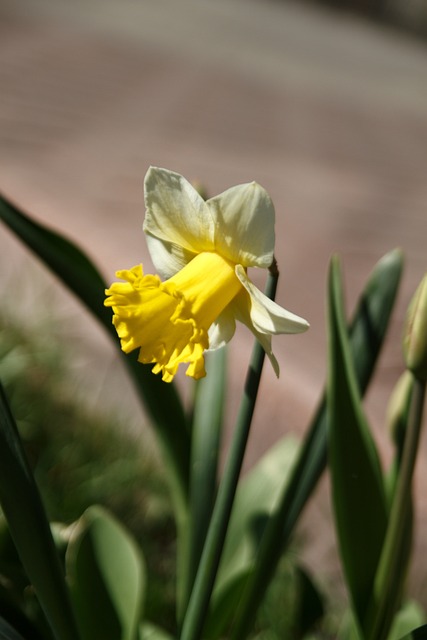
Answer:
[
  {"left": 328, "top": 256, "right": 388, "bottom": 628},
  {"left": 230, "top": 249, "right": 403, "bottom": 640},
  {"left": 398, "top": 626, "right": 427, "bottom": 640},
  {"left": 215, "top": 436, "right": 299, "bottom": 594},
  {"left": 281, "top": 249, "right": 403, "bottom": 543},
  {"left": 292, "top": 565, "right": 324, "bottom": 638},
  {"left": 66, "top": 506, "right": 145, "bottom": 640},
  {"left": 0, "top": 195, "right": 108, "bottom": 326},
  {"left": 0, "top": 193, "right": 190, "bottom": 517},
  {"left": 388, "top": 601, "right": 425, "bottom": 640},
  {"left": 366, "top": 378, "right": 426, "bottom": 640},
  {"left": 179, "top": 348, "right": 227, "bottom": 621},
  {"left": 138, "top": 622, "right": 174, "bottom": 640},
  {"left": 0, "top": 382, "right": 79, "bottom": 640},
  {"left": 204, "top": 437, "right": 299, "bottom": 639}
]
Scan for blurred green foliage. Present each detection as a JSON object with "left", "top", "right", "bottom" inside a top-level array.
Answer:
[{"left": 0, "top": 310, "right": 177, "bottom": 632}]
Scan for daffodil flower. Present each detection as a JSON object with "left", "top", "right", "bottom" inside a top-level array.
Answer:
[{"left": 105, "top": 167, "right": 309, "bottom": 382}]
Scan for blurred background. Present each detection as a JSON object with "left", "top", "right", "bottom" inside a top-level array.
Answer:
[{"left": 1, "top": 0, "right": 427, "bottom": 619}]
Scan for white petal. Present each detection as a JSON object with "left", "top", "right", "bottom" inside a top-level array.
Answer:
[
  {"left": 145, "top": 233, "right": 196, "bottom": 280},
  {"left": 143, "top": 167, "right": 215, "bottom": 254},
  {"left": 235, "top": 266, "right": 310, "bottom": 334},
  {"left": 208, "top": 308, "right": 236, "bottom": 351},
  {"left": 231, "top": 290, "right": 280, "bottom": 377},
  {"left": 207, "top": 181, "right": 275, "bottom": 268}
]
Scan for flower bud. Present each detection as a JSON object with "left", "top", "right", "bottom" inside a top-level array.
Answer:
[
  {"left": 403, "top": 274, "right": 427, "bottom": 382},
  {"left": 386, "top": 370, "right": 414, "bottom": 450}
]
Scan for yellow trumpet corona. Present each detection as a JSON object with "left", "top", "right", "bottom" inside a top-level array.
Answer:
[{"left": 105, "top": 252, "right": 242, "bottom": 382}]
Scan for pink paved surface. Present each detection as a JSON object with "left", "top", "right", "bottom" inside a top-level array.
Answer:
[{"left": 1, "top": 0, "right": 427, "bottom": 603}]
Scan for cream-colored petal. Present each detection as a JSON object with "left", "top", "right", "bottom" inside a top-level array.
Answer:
[
  {"left": 208, "top": 307, "right": 236, "bottom": 351},
  {"left": 235, "top": 265, "right": 310, "bottom": 334},
  {"left": 143, "top": 167, "right": 215, "bottom": 254},
  {"left": 231, "top": 291, "right": 280, "bottom": 377},
  {"left": 207, "top": 181, "right": 275, "bottom": 268},
  {"left": 145, "top": 232, "right": 197, "bottom": 280}
]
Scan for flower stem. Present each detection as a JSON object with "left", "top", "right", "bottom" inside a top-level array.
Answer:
[
  {"left": 366, "top": 375, "right": 426, "bottom": 640},
  {"left": 179, "top": 270, "right": 278, "bottom": 640}
]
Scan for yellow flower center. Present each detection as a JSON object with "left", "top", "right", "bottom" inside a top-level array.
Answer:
[{"left": 105, "top": 252, "right": 242, "bottom": 382}]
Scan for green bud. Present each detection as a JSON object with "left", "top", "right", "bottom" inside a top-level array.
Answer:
[
  {"left": 386, "top": 370, "right": 414, "bottom": 451},
  {"left": 403, "top": 274, "right": 427, "bottom": 381}
]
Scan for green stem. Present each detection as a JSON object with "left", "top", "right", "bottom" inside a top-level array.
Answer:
[
  {"left": 179, "top": 269, "right": 278, "bottom": 640},
  {"left": 230, "top": 400, "right": 326, "bottom": 640},
  {"left": 366, "top": 377, "right": 426, "bottom": 640},
  {"left": 178, "top": 348, "right": 227, "bottom": 624}
]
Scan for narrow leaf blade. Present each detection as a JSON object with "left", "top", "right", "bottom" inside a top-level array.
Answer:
[
  {"left": 0, "top": 382, "right": 79, "bottom": 640},
  {"left": 230, "top": 249, "right": 403, "bottom": 640},
  {"left": 0, "top": 193, "right": 191, "bottom": 512},
  {"left": 328, "top": 256, "right": 388, "bottom": 626},
  {"left": 180, "top": 348, "right": 227, "bottom": 620}
]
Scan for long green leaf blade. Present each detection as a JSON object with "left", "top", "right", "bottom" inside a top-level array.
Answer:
[
  {"left": 398, "top": 625, "right": 427, "bottom": 640},
  {"left": 0, "top": 193, "right": 190, "bottom": 512},
  {"left": 230, "top": 249, "right": 403, "bottom": 640},
  {"left": 328, "top": 255, "right": 388, "bottom": 627},
  {"left": 179, "top": 348, "right": 227, "bottom": 622},
  {"left": 0, "top": 382, "right": 79, "bottom": 640},
  {"left": 280, "top": 248, "right": 403, "bottom": 543}
]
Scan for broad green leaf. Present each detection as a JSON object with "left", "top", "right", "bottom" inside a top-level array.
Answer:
[
  {"left": 388, "top": 601, "right": 425, "bottom": 640},
  {"left": 66, "top": 505, "right": 145, "bottom": 640},
  {"left": 0, "top": 193, "right": 190, "bottom": 514},
  {"left": 0, "top": 382, "right": 79, "bottom": 640},
  {"left": 138, "top": 622, "right": 174, "bottom": 639},
  {"left": 230, "top": 249, "right": 403, "bottom": 640},
  {"left": 179, "top": 348, "right": 227, "bottom": 621},
  {"left": 398, "top": 625, "right": 427, "bottom": 640},
  {"left": 215, "top": 436, "right": 299, "bottom": 592},
  {"left": 328, "top": 256, "right": 388, "bottom": 627},
  {"left": 204, "top": 437, "right": 299, "bottom": 638}
]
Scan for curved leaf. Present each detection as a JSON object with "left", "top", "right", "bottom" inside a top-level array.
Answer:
[
  {"left": 0, "top": 192, "right": 190, "bottom": 514},
  {"left": 398, "top": 625, "right": 427, "bottom": 640},
  {"left": 0, "top": 382, "right": 79, "bottom": 640},
  {"left": 216, "top": 436, "right": 299, "bottom": 593},
  {"left": 388, "top": 601, "right": 425, "bottom": 640},
  {"left": 139, "top": 622, "right": 174, "bottom": 639},
  {"left": 66, "top": 506, "right": 145, "bottom": 640}
]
